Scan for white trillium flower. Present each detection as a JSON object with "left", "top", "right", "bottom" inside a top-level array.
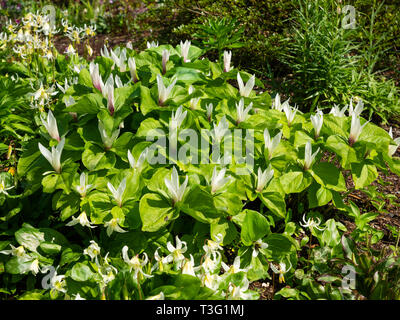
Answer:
[
  {"left": 256, "top": 166, "right": 274, "bottom": 193},
  {"left": 300, "top": 214, "right": 325, "bottom": 231},
  {"left": 164, "top": 167, "right": 188, "bottom": 205},
  {"left": 104, "top": 218, "right": 127, "bottom": 236},
  {"left": 348, "top": 98, "right": 364, "bottom": 118},
  {"left": 388, "top": 127, "right": 400, "bottom": 156},
  {"left": 188, "top": 86, "right": 201, "bottom": 110},
  {"left": 264, "top": 128, "right": 282, "bottom": 159},
  {"left": 310, "top": 111, "right": 323, "bottom": 138},
  {"left": 162, "top": 49, "right": 170, "bottom": 74},
  {"left": 110, "top": 47, "right": 127, "bottom": 72},
  {"left": 303, "top": 141, "right": 320, "bottom": 170},
  {"left": 272, "top": 94, "right": 285, "bottom": 111},
  {"left": 206, "top": 103, "right": 213, "bottom": 121},
  {"left": 210, "top": 167, "right": 231, "bottom": 194},
  {"left": 128, "top": 57, "right": 138, "bottom": 83},
  {"left": 237, "top": 72, "right": 255, "bottom": 97},
  {"left": 180, "top": 40, "right": 191, "bottom": 63},
  {"left": 98, "top": 120, "right": 120, "bottom": 150},
  {"left": 349, "top": 115, "right": 369, "bottom": 146},
  {"left": 147, "top": 41, "right": 159, "bottom": 48},
  {"left": 157, "top": 74, "right": 177, "bottom": 105},
  {"left": 114, "top": 74, "right": 125, "bottom": 88},
  {"left": 283, "top": 104, "right": 298, "bottom": 126},
  {"left": 38, "top": 137, "right": 65, "bottom": 174},
  {"left": 330, "top": 104, "right": 348, "bottom": 117},
  {"left": 170, "top": 106, "right": 187, "bottom": 131},
  {"left": 223, "top": 50, "right": 233, "bottom": 72},
  {"left": 40, "top": 110, "right": 60, "bottom": 141},
  {"left": 236, "top": 98, "right": 252, "bottom": 124},
  {"left": 270, "top": 261, "right": 292, "bottom": 283},
  {"left": 107, "top": 177, "right": 127, "bottom": 207},
  {"left": 212, "top": 116, "right": 229, "bottom": 143},
  {"left": 66, "top": 211, "right": 96, "bottom": 229},
  {"left": 127, "top": 148, "right": 148, "bottom": 171},
  {"left": 89, "top": 62, "right": 104, "bottom": 93}
]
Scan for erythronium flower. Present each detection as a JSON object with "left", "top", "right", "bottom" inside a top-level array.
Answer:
[
  {"left": 0, "top": 244, "right": 25, "bottom": 257},
  {"left": 300, "top": 214, "right": 325, "bottom": 231},
  {"left": 330, "top": 104, "right": 348, "bottom": 117},
  {"left": 48, "top": 270, "right": 67, "bottom": 294},
  {"left": 252, "top": 239, "right": 268, "bottom": 258},
  {"left": 201, "top": 252, "right": 221, "bottom": 273},
  {"left": 164, "top": 167, "right": 188, "bottom": 205},
  {"left": 65, "top": 44, "right": 76, "bottom": 56},
  {"left": 237, "top": 72, "right": 255, "bottom": 97},
  {"left": 203, "top": 234, "right": 223, "bottom": 257},
  {"left": 303, "top": 141, "right": 320, "bottom": 171},
  {"left": 146, "top": 292, "right": 165, "bottom": 300},
  {"left": 201, "top": 273, "right": 221, "bottom": 291},
  {"left": 223, "top": 50, "right": 233, "bottom": 72},
  {"left": 310, "top": 111, "right": 323, "bottom": 138},
  {"left": 180, "top": 40, "right": 191, "bottom": 63},
  {"left": 104, "top": 218, "right": 127, "bottom": 236},
  {"left": 388, "top": 127, "right": 400, "bottom": 156},
  {"left": 40, "top": 110, "right": 60, "bottom": 141},
  {"left": 206, "top": 103, "right": 213, "bottom": 121},
  {"left": 83, "top": 240, "right": 101, "bottom": 261},
  {"left": 122, "top": 246, "right": 153, "bottom": 278},
  {"left": 236, "top": 98, "right": 252, "bottom": 124},
  {"left": 170, "top": 106, "right": 187, "bottom": 131},
  {"left": 210, "top": 167, "right": 231, "bottom": 194},
  {"left": 66, "top": 211, "right": 96, "bottom": 229},
  {"left": 86, "top": 44, "right": 93, "bottom": 57},
  {"left": 182, "top": 254, "right": 197, "bottom": 277},
  {"left": 162, "top": 49, "right": 170, "bottom": 74},
  {"left": 264, "top": 128, "right": 282, "bottom": 159},
  {"left": 0, "top": 178, "right": 14, "bottom": 195},
  {"left": 348, "top": 97, "right": 364, "bottom": 117},
  {"left": 270, "top": 261, "right": 292, "bottom": 283},
  {"left": 32, "top": 83, "right": 58, "bottom": 106},
  {"left": 212, "top": 116, "right": 229, "bottom": 143},
  {"left": 255, "top": 165, "right": 274, "bottom": 193},
  {"left": 107, "top": 177, "right": 127, "bottom": 207},
  {"left": 283, "top": 103, "right": 298, "bottom": 126},
  {"left": 29, "top": 259, "right": 40, "bottom": 275},
  {"left": 348, "top": 115, "right": 369, "bottom": 146},
  {"left": 157, "top": 74, "right": 177, "bottom": 105},
  {"left": 38, "top": 137, "right": 65, "bottom": 174},
  {"left": 221, "top": 256, "right": 248, "bottom": 275},
  {"left": 89, "top": 62, "right": 104, "bottom": 93},
  {"left": 98, "top": 120, "right": 120, "bottom": 150},
  {"left": 228, "top": 278, "right": 253, "bottom": 300},
  {"left": 152, "top": 248, "right": 170, "bottom": 272},
  {"left": 165, "top": 236, "right": 187, "bottom": 268},
  {"left": 128, "top": 57, "right": 138, "bottom": 83},
  {"left": 127, "top": 148, "right": 148, "bottom": 171}
]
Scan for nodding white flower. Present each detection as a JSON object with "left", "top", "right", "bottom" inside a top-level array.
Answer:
[
  {"left": 152, "top": 248, "right": 169, "bottom": 272},
  {"left": 222, "top": 256, "right": 248, "bottom": 275},
  {"left": 107, "top": 178, "right": 127, "bottom": 208},
  {"left": 212, "top": 116, "right": 230, "bottom": 143},
  {"left": 223, "top": 50, "right": 233, "bottom": 72},
  {"left": 237, "top": 73, "right": 255, "bottom": 97},
  {"left": 65, "top": 44, "right": 76, "bottom": 56},
  {"left": 201, "top": 252, "right": 221, "bottom": 273},
  {"left": 157, "top": 74, "right": 177, "bottom": 105},
  {"left": 122, "top": 246, "right": 152, "bottom": 278},
  {"left": 303, "top": 141, "right": 320, "bottom": 170},
  {"left": 188, "top": 86, "right": 200, "bottom": 110},
  {"left": 127, "top": 57, "right": 138, "bottom": 83},
  {"left": 0, "top": 178, "right": 14, "bottom": 196},
  {"left": 127, "top": 148, "right": 148, "bottom": 171},
  {"left": 206, "top": 103, "right": 213, "bottom": 121},
  {"left": 165, "top": 236, "right": 187, "bottom": 268},
  {"left": 272, "top": 94, "right": 286, "bottom": 111},
  {"left": 29, "top": 259, "right": 40, "bottom": 275},
  {"left": 300, "top": 214, "right": 325, "bottom": 231},
  {"left": 64, "top": 96, "right": 76, "bottom": 108},
  {"left": 32, "top": 83, "right": 58, "bottom": 106},
  {"left": 89, "top": 62, "right": 104, "bottom": 93},
  {"left": 256, "top": 166, "right": 274, "bottom": 193},
  {"left": 283, "top": 104, "right": 298, "bottom": 126},
  {"left": 236, "top": 98, "right": 253, "bottom": 124},
  {"left": 104, "top": 218, "right": 127, "bottom": 236},
  {"left": 330, "top": 104, "right": 348, "bottom": 117},
  {"left": 210, "top": 167, "right": 231, "bottom": 194},
  {"left": 270, "top": 261, "right": 292, "bottom": 283},
  {"left": 201, "top": 273, "right": 221, "bottom": 291},
  {"left": 72, "top": 64, "right": 85, "bottom": 74},
  {"left": 162, "top": 49, "right": 170, "bottom": 74},
  {"left": 228, "top": 278, "right": 253, "bottom": 300},
  {"left": 164, "top": 167, "right": 188, "bottom": 205},
  {"left": 98, "top": 120, "right": 120, "bottom": 150},
  {"left": 83, "top": 240, "right": 101, "bottom": 261},
  {"left": 310, "top": 111, "right": 323, "bottom": 138},
  {"left": 56, "top": 78, "right": 71, "bottom": 94},
  {"left": 170, "top": 106, "right": 187, "bottom": 131},
  {"left": 74, "top": 293, "right": 86, "bottom": 300},
  {"left": 66, "top": 211, "right": 96, "bottom": 229},
  {"left": 252, "top": 239, "right": 268, "bottom": 257},
  {"left": 42, "top": 49, "right": 55, "bottom": 61},
  {"left": 203, "top": 234, "right": 224, "bottom": 258},
  {"left": 146, "top": 292, "right": 165, "bottom": 300},
  {"left": 75, "top": 172, "right": 93, "bottom": 197},
  {"left": 349, "top": 115, "right": 368, "bottom": 146},
  {"left": 180, "top": 40, "right": 191, "bottom": 63},
  {"left": 126, "top": 41, "right": 133, "bottom": 50},
  {"left": 0, "top": 244, "right": 25, "bottom": 257},
  {"left": 147, "top": 41, "right": 159, "bottom": 48},
  {"left": 348, "top": 97, "right": 364, "bottom": 118},
  {"left": 38, "top": 138, "right": 65, "bottom": 174},
  {"left": 86, "top": 44, "right": 93, "bottom": 57},
  {"left": 182, "top": 254, "right": 197, "bottom": 277},
  {"left": 48, "top": 270, "right": 67, "bottom": 294},
  {"left": 264, "top": 128, "right": 282, "bottom": 159},
  {"left": 40, "top": 110, "right": 60, "bottom": 141},
  {"left": 111, "top": 48, "right": 127, "bottom": 72},
  {"left": 388, "top": 127, "right": 400, "bottom": 156}
]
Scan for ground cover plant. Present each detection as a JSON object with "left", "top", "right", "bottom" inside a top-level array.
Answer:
[{"left": 1, "top": 1, "right": 400, "bottom": 300}]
